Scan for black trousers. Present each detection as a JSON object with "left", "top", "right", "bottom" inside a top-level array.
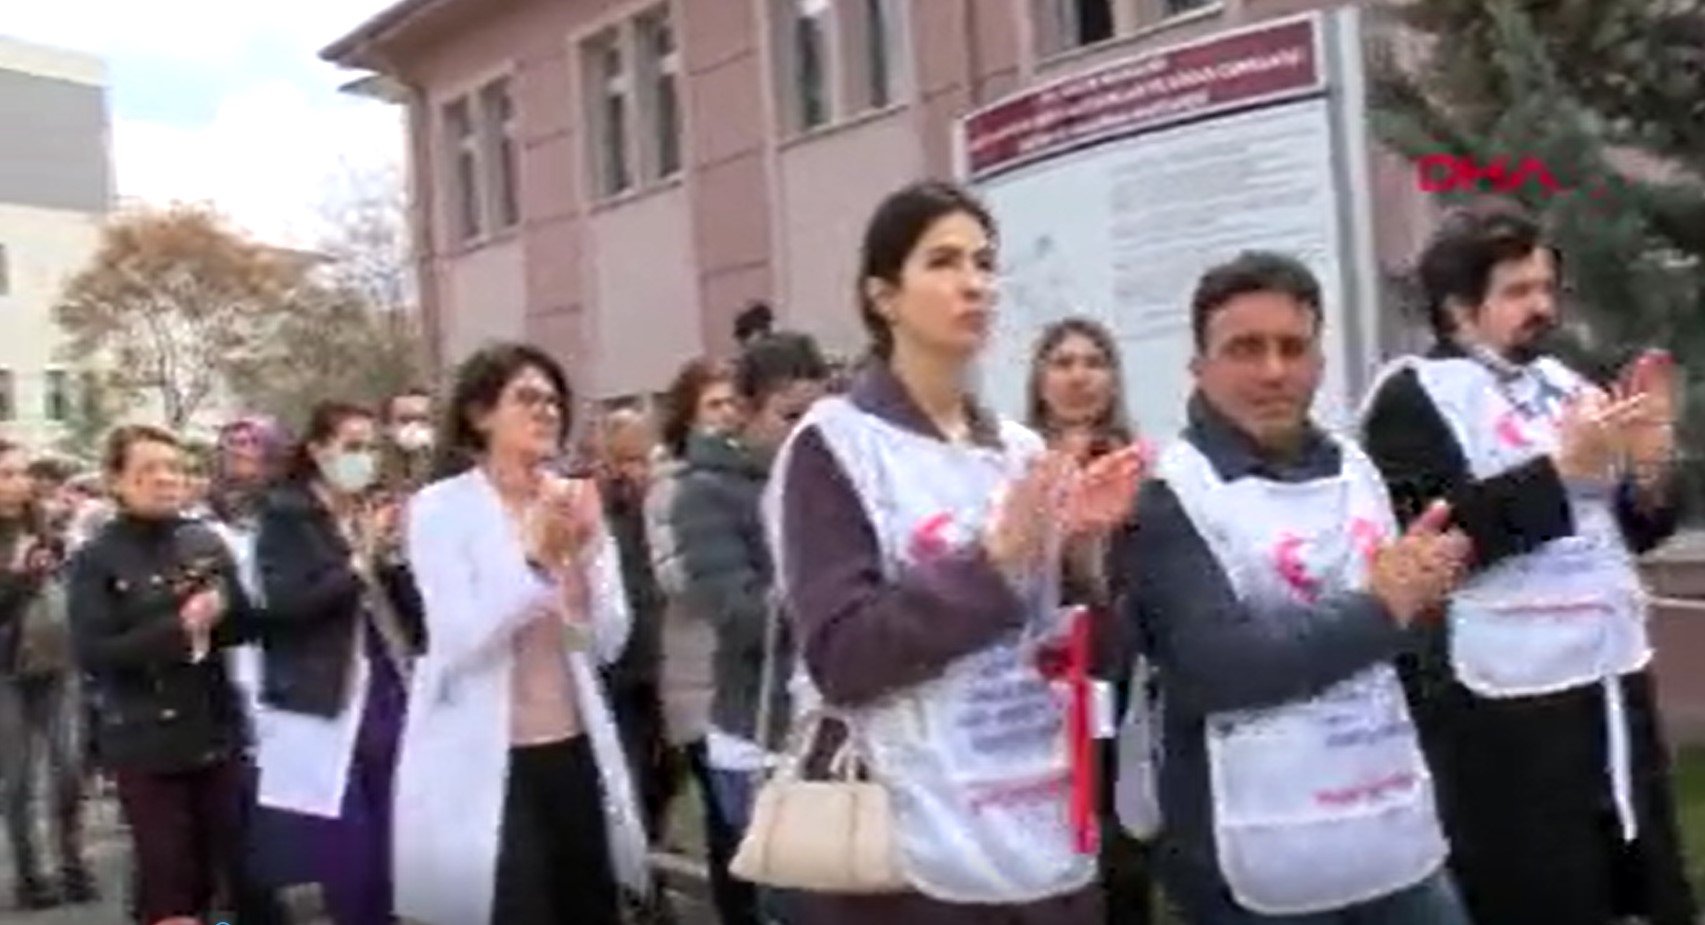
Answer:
[
  {"left": 610, "top": 679, "right": 674, "bottom": 838},
  {"left": 491, "top": 737, "right": 621, "bottom": 925}
]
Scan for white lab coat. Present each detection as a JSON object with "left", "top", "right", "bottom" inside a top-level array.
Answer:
[{"left": 392, "top": 469, "right": 649, "bottom": 925}]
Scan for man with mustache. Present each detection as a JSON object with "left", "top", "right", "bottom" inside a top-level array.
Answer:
[
  {"left": 1360, "top": 199, "right": 1694, "bottom": 925},
  {"left": 1121, "top": 252, "right": 1474, "bottom": 923}
]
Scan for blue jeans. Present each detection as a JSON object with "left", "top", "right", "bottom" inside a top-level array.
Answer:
[
  {"left": 710, "top": 767, "right": 797, "bottom": 925},
  {"left": 1166, "top": 866, "right": 1471, "bottom": 925}
]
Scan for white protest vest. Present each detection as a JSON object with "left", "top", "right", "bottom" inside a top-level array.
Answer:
[
  {"left": 1159, "top": 437, "right": 1447, "bottom": 915},
  {"left": 1373, "top": 355, "right": 1651, "bottom": 839},
  {"left": 1381, "top": 356, "right": 1652, "bottom": 695},
  {"left": 766, "top": 397, "right": 1094, "bottom": 904}
]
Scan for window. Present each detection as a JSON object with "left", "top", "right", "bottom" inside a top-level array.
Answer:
[
  {"left": 0, "top": 370, "right": 13, "bottom": 422},
  {"left": 79, "top": 371, "right": 100, "bottom": 422},
  {"left": 587, "top": 31, "right": 634, "bottom": 196},
  {"left": 1035, "top": 0, "right": 1114, "bottom": 56},
  {"left": 583, "top": 7, "right": 684, "bottom": 199},
  {"left": 0, "top": 244, "right": 9, "bottom": 296},
  {"left": 792, "top": 0, "right": 832, "bottom": 130},
  {"left": 637, "top": 10, "right": 683, "bottom": 179},
  {"left": 773, "top": 0, "right": 903, "bottom": 135},
  {"left": 861, "top": 0, "right": 893, "bottom": 109},
  {"left": 43, "top": 369, "right": 68, "bottom": 422},
  {"left": 1163, "top": 0, "right": 1213, "bottom": 15},
  {"left": 1065, "top": 0, "right": 1115, "bottom": 48},
  {"left": 480, "top": 79, "right": 521, "bottom": 229},
  {"left": 443, "top": 99, "right": 482, "bottom": 242}
]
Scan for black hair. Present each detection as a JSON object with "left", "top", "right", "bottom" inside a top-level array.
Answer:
[
  {"left": 1190, "top": 251, "right": 1323, "bottom": 352},
  {"left": 288, "top": 401, "right": 375, "bottom": 484},
  {"left": 1025, "top": 316, "right": 1134, "bottom": 449},
  {"left": 1416, "top": 198, "right": 1556, "bottom": 342},
  {"left": 433, "top": 342, "right": 574, "bottom": 480},
  {"left": 103, "top": 424, "right": 182, "bottom": 477},
  {"left": 736, "top": 331, "right": 830, "bottom": 404},
  {"left": 385, "top": 387, "right": 433, "bottom": 423},
  {"left": 856, "top": 180, "right": 997, "bottom": 360},
  {"left": 733, "top": 301, "right": 775, "bottom": 345}
]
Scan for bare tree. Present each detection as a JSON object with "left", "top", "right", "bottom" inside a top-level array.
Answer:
[
  {"left": 227, "top": 165, "right": 427, "bottom": 428},
  {"left": 55, "top": 205, "right": 305, "bottom": 430}
]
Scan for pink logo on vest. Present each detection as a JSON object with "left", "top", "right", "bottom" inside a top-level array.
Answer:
[
  {"left": 910, "top": 512, "right": 954, "bottom": 561},
  {"left": 1349, "top": 517, "right": 1383, "bottom": 568},
  {"left": 1494, "top": 409, "right": 1533, "bottom": 449},
  {"left": 1274, "top": 533, "right": 1322, "bottom": 603}
]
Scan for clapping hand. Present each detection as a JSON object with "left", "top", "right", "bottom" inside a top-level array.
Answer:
[
  {"left": 1061, "top": 442, "right": 1148, "bottom": 538},
  {"left": 526, "top": 475, "right": 602, "bottom": 571},
  {"left": 983, "top": 453, "right": 1076, "bottom": 579},
  {"left": 1616, "top": 349, "right": 1680, "bottom": 490},
  {"left": 1553, "top": 388, "right": 1647, "bottom": 485},
  {"left": 1368, "top": 502, "right": 1470, "bottom": 627}
]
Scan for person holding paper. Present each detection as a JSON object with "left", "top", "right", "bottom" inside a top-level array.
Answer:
[
  {"left": 1360, "top": 200, "right": 1696, "bottom": 925},
  {"left": 1120, "top": 251, "right": 1472, "bottom": 924}
]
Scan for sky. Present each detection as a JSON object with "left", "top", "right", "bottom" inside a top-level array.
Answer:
[{"left": 2, "top": 0, "right": 403, "bottom": 247}]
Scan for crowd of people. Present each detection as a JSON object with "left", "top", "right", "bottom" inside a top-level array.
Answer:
[{"left": 0, "top": 181, "right": 1694, "bottom": 925}]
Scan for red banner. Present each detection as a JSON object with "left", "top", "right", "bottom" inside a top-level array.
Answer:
[{"left": 962, "top": 17, "right": 1323, "bottom": 180}]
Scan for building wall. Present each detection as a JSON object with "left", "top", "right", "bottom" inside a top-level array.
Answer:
[
  {"left": 0, "top": 203, "right": 102, "bottom": 449},
  {"left": 0, "top": 38, "right": 111, "bottom": 453},
  {"left": 367, "top": 0, "right": 1430, "bottom": 399}
]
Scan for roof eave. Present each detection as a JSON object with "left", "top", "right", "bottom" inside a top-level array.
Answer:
[{"left": 319, "top": 0, "right": 461, "bottom": 70}]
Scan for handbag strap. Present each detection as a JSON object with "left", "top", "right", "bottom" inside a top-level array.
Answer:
[{"left": 753, "top": 588, "right": 784, "bottom": 761}]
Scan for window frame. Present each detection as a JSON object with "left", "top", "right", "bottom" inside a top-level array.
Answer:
[
  {"left": 0, "top": 369, "right": 14, "bottom": 423},
  {"left": 1032, "top": 0, "right": 1223, "bottom": 60},
  {"left": 43, "top": 368, "right": 69, "bottom": 423},
  {"left": 635, "top": 6, "right": 684, "bottom": 182},
  {"left": 771, "top": 0, "right": 907, "bottom": 139},
  {"left": 479, "top": 77, "right": 522, "bottom": 231},
  {"left": 442, "top": 96, "right": 483, "bottom": 244}
]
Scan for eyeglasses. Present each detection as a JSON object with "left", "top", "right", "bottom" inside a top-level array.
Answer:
[{"left": 508, "top": 386, "right": 562, "bottom": 412}]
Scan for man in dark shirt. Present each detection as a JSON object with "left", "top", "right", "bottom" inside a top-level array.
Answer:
[
  {"left": 1119, "top": 251, "right": 1471, "bottom": 924},
  {"left": 1360, "top": 200, "right": 1695, "bottom": 925}
]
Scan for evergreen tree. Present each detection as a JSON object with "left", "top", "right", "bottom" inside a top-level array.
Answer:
[{"left": 1370, "top": 0, "right": 1705, "bottom": 505}]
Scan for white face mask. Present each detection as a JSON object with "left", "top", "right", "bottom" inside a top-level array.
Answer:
[
  {"left": 322, "top": 450, "right": 378, "bottom": 494},
  {"left": 394, "top": 422, "right": 434, "bottom": 453}
]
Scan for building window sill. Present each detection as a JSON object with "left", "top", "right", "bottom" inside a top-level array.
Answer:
[
  {"left": 445, "top": 225, "right": 522, "bottom": 258},
  {"left": 778, "top": 102, "right": 909, "bottom": 151},
  {"left": 589, "top": 172, "right": 687, "bottom": 214},
  {"left": 1035, "top": 4, "right": 1226, "bottom": 71}
]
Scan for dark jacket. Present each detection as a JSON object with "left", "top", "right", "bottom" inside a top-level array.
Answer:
[
  {"left": 673, "top": 431, "right": 791, "bottom": 748},
  {"left": 68, "top": 513, "right": 256, "bottom": 773},
  {"left": 254, "top": 482, "right": 424, "bottom": 718},
  {"left": 0, "top": 522, "right": 42, "bottom": 673},
  {"left": 1361, "top": 344, "right": 1696, "bottom": 925},
  {"left": 602, "top": 475, "right": 665, "bottom": 691},
  {"left": 1120, "top": 395, "right": 1410, "bottom": 891}
]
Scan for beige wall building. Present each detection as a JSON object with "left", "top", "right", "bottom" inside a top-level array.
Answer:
[
  {"left": 324, "top": 0, "right": 1433, "bottom": 402},
  {"left": 0, "top": 36, "right": 113, "bottom": 452}
]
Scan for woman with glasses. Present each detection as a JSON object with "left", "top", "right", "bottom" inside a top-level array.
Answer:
[{"left": 392, "top": 343, "right": 648, "bottom": 925}]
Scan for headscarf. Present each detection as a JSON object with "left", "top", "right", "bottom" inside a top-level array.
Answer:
[{"left": 209, "top": 415, "right": 288, "bottom": 528}]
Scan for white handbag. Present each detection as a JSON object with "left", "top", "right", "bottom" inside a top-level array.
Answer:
[
  {"left": 728, "top": 713, "right": 906, "bottom": 893},
  {"left": 727, "top": 592, "right": 906, "bottom": 894}
]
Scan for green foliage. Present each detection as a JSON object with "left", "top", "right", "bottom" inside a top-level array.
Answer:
[{"left": 1371, "top": 0, "right": 1704, "bottom": 370}]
